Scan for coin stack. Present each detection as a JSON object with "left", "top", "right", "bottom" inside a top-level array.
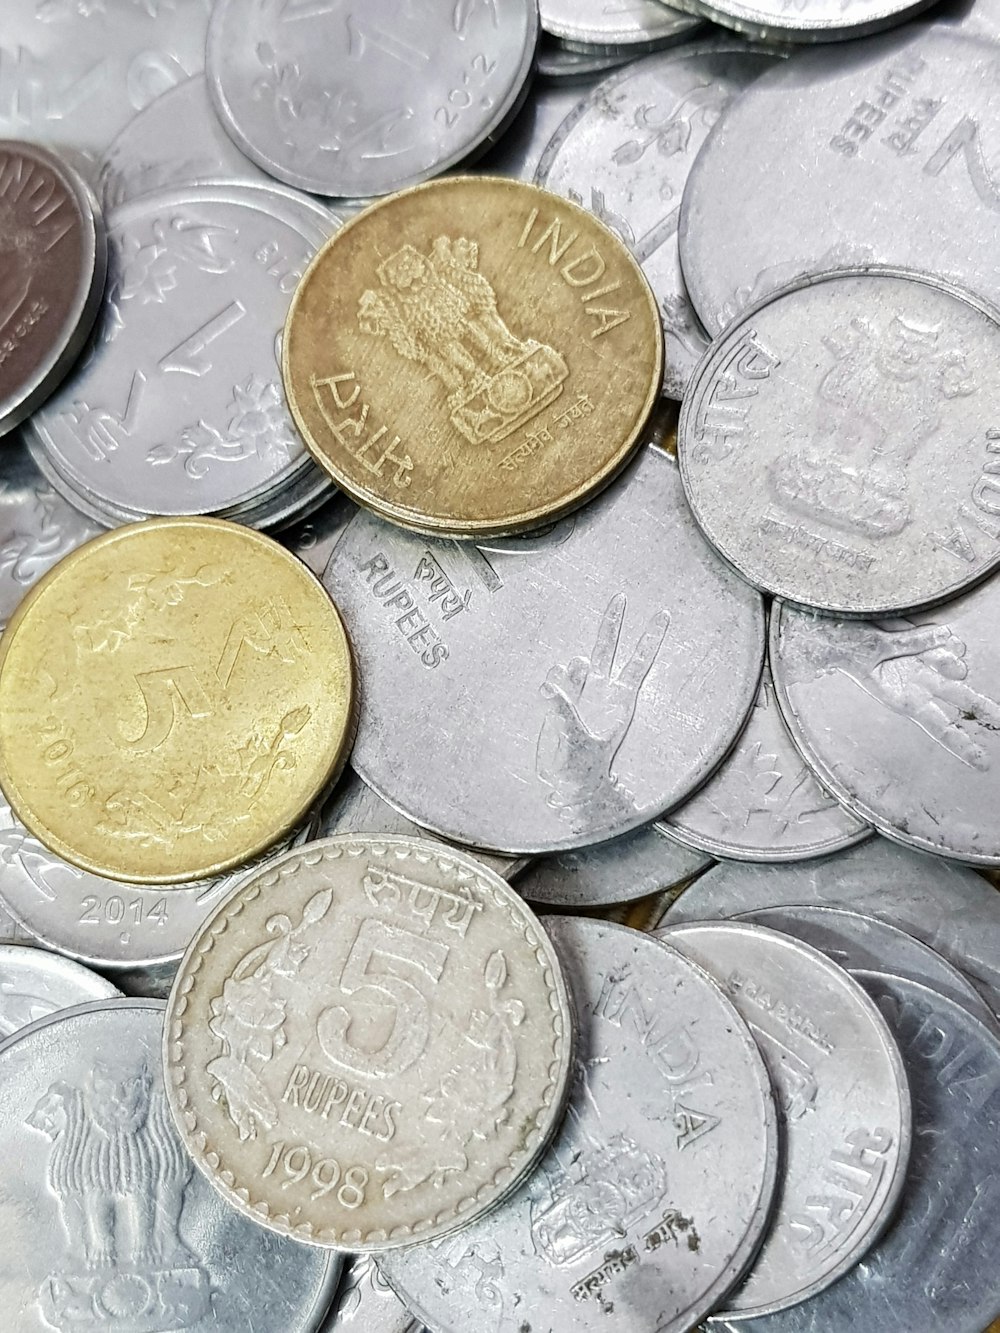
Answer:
[{"left": 1, "top": 1, "right": 1000, "bottom": 1331}]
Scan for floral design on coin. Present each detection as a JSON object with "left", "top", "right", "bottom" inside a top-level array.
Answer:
[{"left": 164, "top": 836, "right": 573, "bottom": 1248}]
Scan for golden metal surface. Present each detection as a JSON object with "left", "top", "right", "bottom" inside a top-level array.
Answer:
[
  {"left": 283, "top": 176, "right": 663, "bottom": 538},
  {"left": 0, "top": 518, "right": 354, "bottom": 884}
]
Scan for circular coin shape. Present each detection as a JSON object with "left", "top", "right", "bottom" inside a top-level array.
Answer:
[
  {"left": 284, "top": 176, "right": 663, "bottom": 538},
  {"left": 0, "top": 519, "right": 354, "bottom": 883},
  {"left": 0, "top": 142, "right": 107, "bottom": 437},
  {"left": 380, "top": 916, "right": 778, "bottom": 1332},
  {"left": 207, "top": 0, "right": 538, "bottom": 198},
  {"left": 771, "top": 585, "right": 1000, "bottom": 864},
  {"left": 539, "top": 0, "right": 701, "bottom": 51},
  {"left": 324, "top": 444, "right": 764, "bottom": 853},
  {"left": 0, "top": 944, "right": 120, "bottom": 1038},
  {"left": 678, "top": 29, "right": 1000, "bottom": 336},
  {"left": 659, "top": 921, "right": 911, "bottom": 1318},
  {"left": 667, "top": 0, "right": 934, "bottom": 41},
  {"left": 712, "top": 975, "right": 1000, "bottom": 1333},
  {"left": 679, "top": 269, "right": 1000, "bottom": 615},
  {"left": 659, "top": 837, "right": 1000, "bottom": 1015},
  {"left": 164, "top": 835, "right": 573, "bottom": 1249},
  {"left": 0, "top": 998, "right": 341, "bottom": 1332}
]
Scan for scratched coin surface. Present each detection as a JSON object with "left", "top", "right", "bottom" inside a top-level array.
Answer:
[
  {"left": 0, "top": 518, "right": 354, "bottom": 883},
  {"left": 539, "top": 0, "right": 701, "bottom": 52},
  {"left": 713, "top": 975, "right": 1000, "bottom": 1333},
  {"left": 284, "top": 175, "right": 663, "bottom": 538},
  {"left": 0, "top": 142, "right": 107, "bottom": 437},
  {"left": 660, "top": 921, "right": 910, "bottom": 1318},
  {"left": 27, "top": 183, "right": 339, "bottom": 526},
  {"left": 324, "top": 1255, "right": 421, "bottom": 1332},
  {"left": 535, "top": 42, "right": 779, "bottom": 399},
  {"left": 164, "top": 835, "right": 573, "bottom": 1249},
  {"left": 679, "top": 269, "right": 1000, "bottom": 615},
  {"left": 663, "top": 661, "right": 869, "bottom": 861},
  {"left": 772, "top": 583, "right": 1000, "bottom": 865},
  {"left": 380, "top": 916, "right": 778, "bottom": 1332},
  {"left": 324, "top": 445, "right": 764, "bottom": 853},
  {"left": 658, "top": 837, "right": 1000, "bottom": 1015},
  {"left": 207, "top": 0, "right": 538, "bottom": 198},
  {"left": 679, "top": 29, "right": 1000, "bottom": 335},
  {"left": 0, "top": 998, "right": 342, "bottom": 1332},
  {"left": 734, "top": 906, "right": 996, "bottom": 1027},
  {"left": 0, "top": 944, "right": 119, "bottom": 1039},
  {"left": 0, "top": 0, "right": 211, "bottom": 183}
]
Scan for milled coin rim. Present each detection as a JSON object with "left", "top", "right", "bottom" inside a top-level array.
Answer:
[
  {"left": 282, "top": 175, "right": 664, "bottom": 539},
  {"left": 0, "top": 516, "right": 356, "bottom": 884},
  {"left": 162, "top": 834, "right": 574, "bottom": 1250}
]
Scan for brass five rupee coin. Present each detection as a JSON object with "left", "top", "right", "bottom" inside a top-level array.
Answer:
[
  {"left": 0, "top": 518, "right": 354, "bottom": 884},
  {"left": 282, "top": 176, "right": 663, "bottom": 538}
]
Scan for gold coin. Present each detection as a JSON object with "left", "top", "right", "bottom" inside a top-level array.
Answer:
[
  {"left": 0, "top": 518, "right": 354, "bottom": 884},
  {"left": 282, "top": 176, "right": 663, "bottom": 538}
]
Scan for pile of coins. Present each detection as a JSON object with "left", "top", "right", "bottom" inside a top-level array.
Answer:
[{"left": 2, "top": 0, "right": 1000, "bottom": 1330}]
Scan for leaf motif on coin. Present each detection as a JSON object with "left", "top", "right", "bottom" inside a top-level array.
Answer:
[{"left": 147, "top": 377, "right": 296, "bottom": 477}]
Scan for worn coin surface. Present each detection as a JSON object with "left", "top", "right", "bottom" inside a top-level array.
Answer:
[
  {"left": 0, "top": 998, "right": 342, "bottom": 1332},
  {"left": 713, "top": 975, "right": 1000, "bottom": 1333},
  {"left": 165, "top": 835, "right": 573, "bottom": 1249},
  {"left": 0, "top": 943, "right": 119, "bottom": 1038},
  {"left": 381, "top": 916, "right": 778, "bottom": 1332},
  {"left": 659, "top": 837, "right": 1000, "bottom": 1014},
  {"left": 668, "top": 0, "right": 935, "bottom": 41},
  {"left": 660, "top": 921, "right": 910, "bottom": 1318},
  {"left": 98, "top": 74, "right": 271, "bottom": 211},
  {"left": 324, "top": 445, "right": 764, "bottom": 853},
  {"left": 207, "top": 0, "right": 538, "bottom": 198},
  {"left": 539, "top": 0, "right": 701, "bottom": 51},
  {"left": 679, "top": 269, "right": 1000, "bottom": 615},
  {"left": 284, "top": 175, "right": 663, "bottom": 538},
  {"left": 535, "top": 42, "right": 778, "bottom": 399},
  {"left": 663, "top": 662, "right": 869, "bottom": 861},
  {"left": 679, "top": 29, "right": 1000, "bottom": 335},
  {"left": 0, "top": 142, "right": 107, "bottom": 437},
  {"left": 323, "top": 1255, "right": 421, "bottom": 1332},
  {"left": 734, "top": 905, "right": 996, "bottom": 1027},
  {"left": 771, "top": 584, "right": 1000, "bottom": 864},
  {"left": 0, "top": 518, "right": 354, "bottom": 883},
  {"left": 28, "top": 183, "right": 338, "bottom": 525}
]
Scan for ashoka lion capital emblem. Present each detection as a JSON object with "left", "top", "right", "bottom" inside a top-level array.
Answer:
[{"left": 358, "top": 235, "right": 568, "bottom": 445}]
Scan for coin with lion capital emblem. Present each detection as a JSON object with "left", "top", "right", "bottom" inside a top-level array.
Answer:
[
  {"left": 0, "top": 518, "right": 354, "bottom": 884},
  {"left": 282, "top": 176, "right": 663, "bottom": 539}
]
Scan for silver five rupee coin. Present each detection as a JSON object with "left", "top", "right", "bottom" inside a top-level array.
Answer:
[
  {"left": 380, "top": 916, "right": 779, "bottom": 1333},
  {"left": 164, "top": 835, "right": 573, "bottom": 1250},
  {"left": 0, "top": 998, "right": 342, "bottom": 1332},
  {"left": 0, "top": 943, "right": 119, "bottom": 1039},
  {"left": 324, "top": 444, "right": 765, "bottom": 854}
]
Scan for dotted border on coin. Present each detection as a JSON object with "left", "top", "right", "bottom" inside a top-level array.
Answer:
[{"left": 165, "top": 838, "right": 570, "bottom": 1247}]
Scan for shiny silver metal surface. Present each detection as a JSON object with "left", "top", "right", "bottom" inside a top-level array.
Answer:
[
  {"left": 0, "top": 944, "right": 119, "bottom": 1038},
  {"left": 668, "top": 0, "right": 937, "bottom": 42},
  {"left": 322, "top": 1256, "right": 421, "bottom": 1333},
  {"left": 539, "top": 0, "right": 701, "bottom": 53},
  {"left": 380, "top": 916, "right": 779, "bottom": 1333},
  {"left": 478, "top": 78, "right": 594, "bottom": 181},
  {"left": 324, "top": 446, "right": 765, "bottom": 853}
]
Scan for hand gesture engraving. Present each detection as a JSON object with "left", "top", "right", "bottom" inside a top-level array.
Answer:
[{"left": 536, "top": 594, "right": 670, "bottom": 820}]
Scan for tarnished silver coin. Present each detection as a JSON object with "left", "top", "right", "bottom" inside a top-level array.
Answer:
[
  {"left": 0, "top": 944, "right": 119, "bottom": 1038},
  {"left": 0, "top": 998, "right": 342, "bottom": 1331},
  {"left": 539, "top": 0, "right": 701, "bottom": 53},
  {"left": 734, "top": 905, "right": 996, "bottom": 1027},
  {"left": 668, "top": 0, "right": 935, "bottom": 41},
  {"left": 772, "top": 584, "right": 1000, "bottom": 865},
  {"left": 663, "top": 661, "right": 869, "bottom": 861},
  {"left": 0, "top": 433, "right": 101, "bottom": 626},
  {"left": 323, "top": 1256, "right": 420, "bottom": 1333},
  {"left": 380, "top": 916, "right": 778, "bottom": 1333},
  {"left": 0, "top": 0, "right": 211, "bottom": 183},
  {"left": 658, "top": 837, "right": 1000, "bottom": 1015},
  {"left": 0, "top": 142, "right": 107, "bottom": 437},
  {"left": 535, "top": 42, "right": 778, "bottom": 398},
  {"left": 679, "top": 268, "right": 1000, "bottom": 615},
  {"left": 516, "top": 819, "right": 710, "bottom": 907},
  {"left": 714, "top": 975, "right": 1000, "bottom": 1333},
  {"left": 659, "top": 921, "right": 910, "bottom": 1319},
  {"left": 207, "top": 0, "right": 538, "bottom": 199},
  {"left": 27, "top": 183, "right": 338, "bottom": 525},
  {"left": 99, "top": 75, "right": 271, "bottom": 211},
  {"left": 324, "top": 446, "right": 764, "bottom": 854},
  {"left": 165, "top": 835, "right": 573, "bottom": 1249},
  {"left": 679, "top": 29, "right": 1000, "bottom": 335}
]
